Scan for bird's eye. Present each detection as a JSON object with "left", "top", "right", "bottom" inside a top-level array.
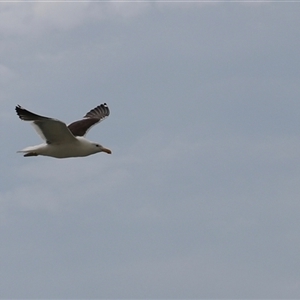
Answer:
[{"left": 95, "top": 144, "right": 100, "bottom": 147}]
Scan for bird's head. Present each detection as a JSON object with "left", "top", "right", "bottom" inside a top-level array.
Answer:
[{"left": 94, "top": 143, "right": 112, "bottom": 154}]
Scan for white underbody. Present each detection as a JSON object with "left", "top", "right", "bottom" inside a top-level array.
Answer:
[{"left": 18, "top": 136, "right": 102, "bottom": 158}]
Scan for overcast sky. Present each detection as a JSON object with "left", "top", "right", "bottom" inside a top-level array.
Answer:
[{"left": 1, "top": 1, "right": 300, "bottom": 298}]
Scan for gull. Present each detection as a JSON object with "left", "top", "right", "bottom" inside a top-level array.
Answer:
[{"left": 15, "top": 103, "right": 112, "bottom": 158}]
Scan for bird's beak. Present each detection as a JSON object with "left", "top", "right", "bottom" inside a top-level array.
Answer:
[{"left": 102, "top": 147, "right": 112, "bottom": 154}]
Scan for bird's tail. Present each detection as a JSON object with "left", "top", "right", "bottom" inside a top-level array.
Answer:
[{"left": 17, "top": 146, "right": 39, "bottom": 157}]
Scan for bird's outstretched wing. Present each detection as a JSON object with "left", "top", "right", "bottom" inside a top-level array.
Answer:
[
  {"left": 67, "top": 103, "right": 110, "bottom": 137},
  {"left": 15, "top": 105, "right": 77, "bottom": 144}
]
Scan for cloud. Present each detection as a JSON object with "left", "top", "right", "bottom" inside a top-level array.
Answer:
[
  {"left": 0, "top": 3, "right": 91, "bottom": 36},
  {"left": 0, "top": 2, "right": 151, "bottom": 37},
  {"left": 0, "top": 64, "right": 17, "bottom": 83},
  {"left": 1, "top": 156, "right": 129, "bottom": 214},
  {"left": 33, "top": 2, "right": 92, "bottom": 31},
  {"left": 0, "top": 3, "right": 34, "bottom": 36},
  {"left": 1, "top": 3, "right": 300, "bottom": 298}
]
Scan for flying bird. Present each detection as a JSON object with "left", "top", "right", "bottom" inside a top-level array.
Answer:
[{"left": 15, "top": 104, "right": 112, "bottom": 158}]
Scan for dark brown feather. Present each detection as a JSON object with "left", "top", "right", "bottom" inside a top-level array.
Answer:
[
  {"left": 84, "top": 103, "right": 109, "bottom": 119},
  {"left": 68, "top": 103, "right": 110, "bottom": 137},
  {"left": 68, "top": 118, "right": 100, "bottom": 137}
]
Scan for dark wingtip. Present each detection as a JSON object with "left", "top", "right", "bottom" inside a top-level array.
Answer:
[
  {"left": 15, "top": 105, "right": 50, "bottom": 121},
  {"left": 83, "top": 103, "right": 110, "bottom": 119},
  {"left": 15, "top": 105, "right": 23, "bottom": 118}
]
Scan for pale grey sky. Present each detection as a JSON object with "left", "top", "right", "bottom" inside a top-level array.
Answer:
[{"left": 1, "top": 1, "right": 300, "bottom": 298}]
